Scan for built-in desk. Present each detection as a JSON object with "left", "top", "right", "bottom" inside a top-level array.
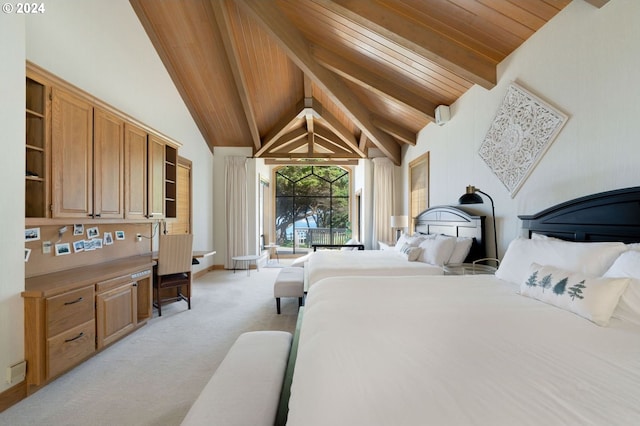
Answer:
[
  {"left": 152, "top": 250, "right": 216, "bottom": 264},
  {"left": 23, "top": 255, "right": 155, "bottom": 394}
]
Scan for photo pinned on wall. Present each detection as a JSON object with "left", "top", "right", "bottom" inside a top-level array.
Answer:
[
  {"left": 84, "top": 240, "right": 95, "bottom": 251},
  {"left": 73, "top": 224, "right": 84, "bottom": 236},
  {"left": 86, "top": 227, "right": 99, "bottom": 239},
  {"left": 55, "top": 243, "right": 71, "bottom": 256},
  {"left": 25, "top": 227, "right": 40, "bottom": 242},
  {"left": 115, "top": 231, "right": 125, "bottom": 240},
  {"left": 25, "top": 248, "right": 31, "bottom": 262},
  {"left": 42, "top": 241, "right": 52, "bottom": 254},
  {"left": 93, "top": 238, "right": 103, "bottom": 249},
  {"left": 73, "top": 240, "right": 85, "bottom": 253},
  {"left": 104, "top": 232, "right": 113, "bottom": 245}
]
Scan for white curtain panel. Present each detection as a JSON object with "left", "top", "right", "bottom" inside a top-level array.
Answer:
[
  {"left": 225, "top": 156, "right": 248, "bottom": 269},
  {"left": 372, "top": 157, "right": 395, "bottom": 247}
]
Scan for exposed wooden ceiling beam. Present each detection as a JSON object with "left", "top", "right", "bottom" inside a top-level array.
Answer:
[
  {"left": 311, "top": 97, "right": 365, "bottom": 157},
  {"left": 371, "top": 115, "right": 416, "bottom": 146},
  {"left": 255, "top": 100, "right": 304, "bottom": 156},
  {"left": 314, "top": 127, "right": 356, "bottom": 155},
  {"left": 264, "top": 159, "right": 359, "bottom": 166},
  {"left": 313, "top": 46, "right": 436, "bottom": 120},
  {"left": 324, "top": 0, "right": 497, "bottom": 90},
  {"left": 358, "top": 133, "right": 368, "bottom": 152},
  {"left": 239, "top": 0, "right": 401, "bottom": 165},
  {"left": 210, "top": 0, "right": 261, "bottom": 151},
  {"left": 270, "top": 127, "right": 308, "bottom": 154}
]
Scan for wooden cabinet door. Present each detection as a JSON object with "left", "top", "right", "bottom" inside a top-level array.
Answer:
[
  {"left": 93, "top": 108, "right": 124, "bottom": 219},
  {"left": 148, "top": 135, "right": 165, "bottom": 219},
  {"left": 96, "top": 281, "right": 137, "bottom": 350},
  {"left": 124, "top": 123, "right": 148, "bottom": 220},
  {"left": 51, "top": 88, "right": 93, "bottom": 218}
]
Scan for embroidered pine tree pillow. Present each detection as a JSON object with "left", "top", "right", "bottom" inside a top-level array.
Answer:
[{"left": 520, "top": 263, "right": 630, "bottom": 326}]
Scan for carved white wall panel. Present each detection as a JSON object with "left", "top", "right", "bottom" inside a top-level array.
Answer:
[{"left": 479, "top": 82, "right": 568, "bottom": 197}]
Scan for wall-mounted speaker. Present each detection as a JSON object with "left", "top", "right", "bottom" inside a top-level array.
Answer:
[{"left": 435, "top": 105, "right": 450, "bottom": 126}]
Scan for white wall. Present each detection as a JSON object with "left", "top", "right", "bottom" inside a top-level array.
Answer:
[
  {"left": 402, "top": 0, "right": 640, "bottom": 259},
  {"left": 0, "top": 12, "right": 26, "bottom": 395},
  {"left": 24, "top": 0, "right": 215, "bottom": 273}
]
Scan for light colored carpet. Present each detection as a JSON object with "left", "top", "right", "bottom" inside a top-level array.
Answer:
[{"left": 0, "top": 266, "right": 299, "bottom": 426}]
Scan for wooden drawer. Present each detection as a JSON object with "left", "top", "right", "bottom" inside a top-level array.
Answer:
[
  {"left": 46, "top": 285, "right": 95, "bottom": 337},
  {"left": 47, "top": 319, "right": 96, "bottom": 379}
]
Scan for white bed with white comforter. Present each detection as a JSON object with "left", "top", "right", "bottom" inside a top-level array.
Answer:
[
  {"left": 285, "top": 188, "right": 640, "bottom": 425},
  {"left": 288, "top": 273, "right": 640, "bottom": 426},
  {"left": 306, "top": 248, "right": 444, "bottom": 289}
]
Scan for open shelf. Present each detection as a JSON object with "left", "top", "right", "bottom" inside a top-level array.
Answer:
[{"left": 25, "top": 76, "right": 48, "bottom": 217}]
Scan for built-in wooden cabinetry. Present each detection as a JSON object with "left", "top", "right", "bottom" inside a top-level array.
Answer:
[
  {"left": 25, "top": 74, "right": 50, "bottom": 217},
  {"left": 25, "top": 62, "right": 179, "bottom": 221},
  {"left": 22, "top": 62, "right": 184, "bottom": 396},
  {"left": 51, "top": 87, "right": 94, "bottom": 218},
  {"left": 124, "top": 123, "right": 148, "bottom": 220},
  {"left": 23, "top": 257, "right": 154, "bottom": 394},
  {"left": 44, "top": 286, "right": 96, "bottom": 380},
  {"left": 148, "top": 135, "right": 166, "bottom": 219},
  {"left": 93, "top": 108, "right": 125, "bottom": 219},
  {"left": 165, "top": 144, "right": 178, "bottom": 219}
]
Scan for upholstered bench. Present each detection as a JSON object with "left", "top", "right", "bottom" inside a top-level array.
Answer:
[
  {"left": 181, "top": 330, "right": 292, "bottom": 426},
  {"left": 273, "top": 267, "right": 304, "bottom": 314}
]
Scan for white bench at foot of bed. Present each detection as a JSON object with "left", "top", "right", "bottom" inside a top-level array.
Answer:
[{"left": 181, "top": 331, "right": 293, "bottom": 426}]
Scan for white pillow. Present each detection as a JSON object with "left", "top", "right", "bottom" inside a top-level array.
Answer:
[
  {"left": 626, "top": 243, "right": 640, "bottom": 251},
  {"left": 417, "top": 235, "right": 456, "bottom": 266},
  {"left": 340, "top": 238, "right": 361, "bottom": 251},
  {"left": 531, "top": 233, "right": 558, "bottom": 240},
  {"left": 496, "top": 237, "right": 627, "bottom": 285},
  {"left": 394, "top": 233, "right": 431, "bottom": 251},
  {"left": 290, "top": 253, "right": 311, "bottom": 267},
  {"left": 398, "top": 244, "right": 422, "bottom": 262},
  {"left": 520, "top": 263, "right": 630, "bottom": 326},
  {"left": 604, "top": 250, "right": 640, "bottom": 325},
  {"left": 448, "top": 237, "right": 473, "bottom": 264}
]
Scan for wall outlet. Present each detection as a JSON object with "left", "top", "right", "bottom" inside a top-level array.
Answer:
[
  {"left": 6, "top": 361, "right": 26, "bottom": 385},
  {"left": 136, "top": 233, "right": 142, "bottom": 242}
]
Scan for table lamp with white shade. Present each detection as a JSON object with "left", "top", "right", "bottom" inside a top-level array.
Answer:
[{"left": 390, "top": 215, "right": 409, "bottom": 242}]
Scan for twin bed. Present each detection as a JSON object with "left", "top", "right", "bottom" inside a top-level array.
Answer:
[
  {"left": 306, "top": 206, "right": 487, "bottom": 289},
  {"left": 282, "top": 187, "right": 640, "bottom": 425}
]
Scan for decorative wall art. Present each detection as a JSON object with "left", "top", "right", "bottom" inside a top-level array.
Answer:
[{"left": 478, "top": 82, "right": 568, "bottom": 197}]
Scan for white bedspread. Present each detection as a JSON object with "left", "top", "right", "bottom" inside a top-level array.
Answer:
[
  {"left": 307, "top": 250, "right": 443, "bottom": 288},
  {"left": 287, "top": 275, "right": 640, "bottom": 426}
]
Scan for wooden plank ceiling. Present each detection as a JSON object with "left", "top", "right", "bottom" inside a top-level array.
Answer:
[{"left": 130, "top": 0, "right": 602, "bottom": 166}]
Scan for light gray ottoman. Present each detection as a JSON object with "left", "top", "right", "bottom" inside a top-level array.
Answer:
[
  {"left": 273, "top": 267, "right": 304, "bottom": 314},
  {"left": 180, "top": 331, "right": 292, "bottom": 426}
]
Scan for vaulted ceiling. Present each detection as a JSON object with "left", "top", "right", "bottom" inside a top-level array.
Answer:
[{"left": 130, "top": 0, "right": 607, "bottom": 166}]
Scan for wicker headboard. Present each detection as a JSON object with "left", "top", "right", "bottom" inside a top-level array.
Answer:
[
  {"left": 519, "top": 186, "right": 640, "bottom": 243},
  {"left": 414, "top": 206, "right": 486, "bottom": 261}
]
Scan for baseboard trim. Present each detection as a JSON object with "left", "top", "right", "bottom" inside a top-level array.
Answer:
[
  {"left": 195, "top": 264, "right": 263, "bottom": 274},
  {"left": 0, "top": 380, "right": 27, "bottom": 413},
  {"left": 193, "top": 265, "right": 217, "bottom": 278}
]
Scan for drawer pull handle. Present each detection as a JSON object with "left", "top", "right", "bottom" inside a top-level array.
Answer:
[
  {"left": 64, "top": 297, "right": 84, "bottom": 305},
  {"left": 65, "top": 332, "right": 84, "bottom": 343}
]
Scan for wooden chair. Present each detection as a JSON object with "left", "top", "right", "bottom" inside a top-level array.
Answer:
[{"left": 153, "top": 234, "right": 194, "bottom": 316}]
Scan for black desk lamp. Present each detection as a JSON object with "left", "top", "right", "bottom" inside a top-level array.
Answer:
[{"left": 459, "top": 185, "right": 498, "bottom": 260}]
